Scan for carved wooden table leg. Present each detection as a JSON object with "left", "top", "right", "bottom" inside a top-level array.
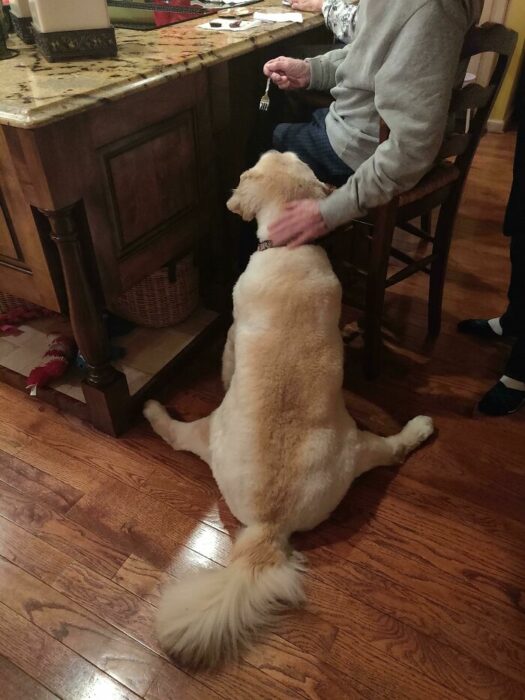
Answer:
[{"left": 41, "top": 205, "right": 130, "bottom": 436}]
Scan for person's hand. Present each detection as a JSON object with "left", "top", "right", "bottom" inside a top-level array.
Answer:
[
  {"left": 268, "top": 200, "right": 329, "bottom": 248},
  {"left": 263, "top": 57, "right": 311, "bottom": 91},
  {"left": 290, "top": 0, "right": 323, "bottom": 12}
]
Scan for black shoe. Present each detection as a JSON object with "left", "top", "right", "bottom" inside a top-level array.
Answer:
[
  {"left": 457, "top": 319, "right": 505, "bottom": 340},
  {"left": 478, "top": 381, "right": 525, "bottom": 416}
]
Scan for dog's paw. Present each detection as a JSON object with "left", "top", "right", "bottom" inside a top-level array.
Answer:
[
  {"left": 403, "top": 415, "right": 434, "bottom": 446},
  {"left": 143, "top": 400, "right": 164, "bottom": 424}
]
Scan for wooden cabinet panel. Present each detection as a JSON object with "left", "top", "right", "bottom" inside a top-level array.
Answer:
[
  {"left": 85, "top": 74, "right": 215, "bottom": 300},
  {"left": 0, "top": 194, "right": 20, "bottom": 260},
  {"left": 100, "top": 111, "right": 199, "bottom": 258},
  {"left": 0, "top": 129, "right": 60, "bottom": 310}
]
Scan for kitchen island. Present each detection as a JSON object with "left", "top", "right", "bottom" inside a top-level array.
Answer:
[{"left": 0, "top": 3, "right": 327, "bottom": 434}]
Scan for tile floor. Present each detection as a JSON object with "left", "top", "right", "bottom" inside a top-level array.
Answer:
[{"left": 0, "top": 307, "right": 218, "bottom": 402}]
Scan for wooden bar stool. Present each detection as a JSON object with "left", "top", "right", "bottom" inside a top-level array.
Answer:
[{"left": 331, "top": 23, "right": 517, "bottom": 378}]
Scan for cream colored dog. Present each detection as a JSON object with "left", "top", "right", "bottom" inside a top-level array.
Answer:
[{"left": 144, "top": 151, "right": 434, "bottom": 668}]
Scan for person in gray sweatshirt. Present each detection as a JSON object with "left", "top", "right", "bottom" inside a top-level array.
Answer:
[{"left": 263, "top": 0, "right": 483, "bottom": 247}]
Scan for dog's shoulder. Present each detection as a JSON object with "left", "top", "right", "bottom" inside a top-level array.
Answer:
[
  {"left": 233, "top": 246, "right": 341, "bottom": 322},
  {"left": 247, "top": 246, "right": 333, "bottom": 282}
]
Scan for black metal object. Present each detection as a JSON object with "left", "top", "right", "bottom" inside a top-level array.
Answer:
[
  {"left": 11, "top": 13, "right": 34, "bottom": 45},
  {"left": 0, "top": 8, "right": 18, "bottom": 60},
  {"left": 1, "top": 3, "right": 12, "bottom": 34},
  {"left": 33, "top": 26, "right": 118, "bottom": 62}
]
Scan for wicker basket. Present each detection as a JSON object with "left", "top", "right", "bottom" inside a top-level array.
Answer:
[
  {"left": 0, "top": 291, "right": 41, "bottom": 314},
  {"left": 109, "top": 254, "right": 199, "bottom": 328}
]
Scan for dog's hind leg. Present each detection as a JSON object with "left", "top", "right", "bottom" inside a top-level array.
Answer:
[
  {"left": 354, "top": 416, "right": 434, "bottom": 477},
  {"left": 144, "top": 400, "right": 212, "bottom": 463}
]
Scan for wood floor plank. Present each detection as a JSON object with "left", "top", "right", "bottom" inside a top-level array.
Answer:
[
  {"left": 0, "top": 556, "right": 165, "bottom": 696},
  {"left": 0, "top": 389, "right": 158, "bottom": 490},
  {"left": 145, "top": 663, "right": 224, "bottom": 700},
  {"left": 0, "top": 419, "right": 32, "bottom": 457},
  {"left": 182, "top": 653, "right": 309, "bottom": 700},
  {"left": 327, "top": 598, "right": 525, "bottom": 700},
  {"left": 354, "top": 470, "right": 525, "bottom": 557},
  {"left": 303, "top": 555, "right": 525, "bottom": 685},
  {"left": 66, "top": 479, "right": 232, "bottom": 569},
  {"left": 16, "top": 438, "right": 107, "bottom": 493},
  {"left": 0, "top": 600, "right": 141, "bottom": 700},
  {"left": 328, "top": 485, "right": 525, "bottom": 607},
  {"left": 0, "top": 655, "right": 59, "bottom": 700},
  {"left": 348, "top": 512, "right": 524, "bottom": 615},
  {"left": 0, "top": 515, "right": 72, "bottom": 585},
  {"left": 244, "top": 634, "right": 375, "bottom": 700},
  {"left": 53, "top": 559, "right": 161, "bottom": 653},
  {"left": 0, "top": 449, "right": 83, "bottom": 513},
  {"left": 0, "top": 480, "right": 128, "bottom": 578},
  {"left": 140, "top": 462, "right": 234, "bottom": 535},
  {"left": 0, "top": 525, "right": 231, "bottom": 700},
  {"left": 310, "top": 524, "right": 525, "bottom": 645},
  {"left": 113, "top": 551, "right": 218, "bottom": 605}
]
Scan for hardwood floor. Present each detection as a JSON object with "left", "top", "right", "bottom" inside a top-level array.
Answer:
[{"left": 0, "top": 131, "right": 524, "bottom": 699}]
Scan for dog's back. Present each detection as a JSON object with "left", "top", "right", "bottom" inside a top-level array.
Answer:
[{"left": 212, "top": 245, "right": 352, "bottom": 532}]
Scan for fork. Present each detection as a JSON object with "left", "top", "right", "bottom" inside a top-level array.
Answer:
[{"left": 259, "top": 78, "right": 271, "bottom": 112}]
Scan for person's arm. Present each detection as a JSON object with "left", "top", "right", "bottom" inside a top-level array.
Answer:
[
  {"left": 323, "top": 0, "right": 359, "bottom": 44},
  {"left": 305, "top": 47, "right": 347, "bottom": 92},
  {"left": 319, "top": 2, "right": 470, "bottom": 230}
]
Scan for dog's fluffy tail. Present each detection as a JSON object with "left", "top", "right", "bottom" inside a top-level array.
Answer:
[{"left": 156, "top": 523, "right": 305, "bottom": 667}]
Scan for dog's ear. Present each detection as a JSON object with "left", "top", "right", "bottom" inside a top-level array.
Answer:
[
  {"left": 226, "top": 172, "right": 263, "bottom": 221},
  {"left": 272, "top": 155, "right": 333, "bottom": 202},
  {"left": 287, "top": 176, "right": 332, "bottom": 202}
]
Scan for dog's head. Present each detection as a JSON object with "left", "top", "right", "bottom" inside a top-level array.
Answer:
[{"left": 226, "top": 151, "right": 331, "bottom": 222}]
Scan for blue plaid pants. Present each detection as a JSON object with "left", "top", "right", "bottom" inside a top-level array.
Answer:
[{"left": 273, "top": 108, "right": 353, "bottom": 186}]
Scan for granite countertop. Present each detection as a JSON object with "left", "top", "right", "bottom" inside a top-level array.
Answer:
[{"left": 0, "top": 3, "right": 323, "bottom": 129}]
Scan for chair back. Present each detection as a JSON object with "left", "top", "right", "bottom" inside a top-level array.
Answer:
[{"left": 437, "top": 23, "right": 517, "bottom": 180}]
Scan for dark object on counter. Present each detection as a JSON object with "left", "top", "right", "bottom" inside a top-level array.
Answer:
[
  {"left": 0, "top": 18, "right": 18, "bottom": 60},
  {"left": 33, "top": 25, "right": 117, "bottom": 63},
  {"left": 11, "top": 13, "right": 34, "bottom": 44},
  {"left": 1, "top": 3, "right": 12, "bottom": 34}
]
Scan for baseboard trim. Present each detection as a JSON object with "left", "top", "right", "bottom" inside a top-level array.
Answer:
[
  {"left": 487, "top": 117, "right": 510, "bottom": 134},
  {"left": 487, "top": 118, "right": 506, "bottom": 133}
]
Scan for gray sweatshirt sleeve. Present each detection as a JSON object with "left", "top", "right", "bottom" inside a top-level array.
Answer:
[
  {"left": 322, "top": 0, "right": 359, "bottom": 44},
  {"left": 319, "top": 3, "right": 469, "bottom": 230},
  {"left": 306, "top": 47, "right": 348, "bottom": 92}
]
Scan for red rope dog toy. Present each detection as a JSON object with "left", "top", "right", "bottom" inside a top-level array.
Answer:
[{"left": 26, "top": 334, "right": 77, "bottom": 396}]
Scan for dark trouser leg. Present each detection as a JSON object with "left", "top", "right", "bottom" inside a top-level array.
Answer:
[
  {"left": 501, "top": 91, "right": 524, "bottom": 336},
  {"left": 273, "top": 108, "right": 354, "bottom": 186},
  {"left": 504, "top": 236, "right": 525, "bottom": 382},
  {"left": 506, "top": 336, "right": 525, "bottom": 383}
]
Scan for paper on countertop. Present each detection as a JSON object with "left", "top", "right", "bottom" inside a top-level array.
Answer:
[
  {"left": 253, "top": 11, "right": 303, "bottom": 22},
  {"left": 199, "top": 19, "right": 262, "bottom": 31}
]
